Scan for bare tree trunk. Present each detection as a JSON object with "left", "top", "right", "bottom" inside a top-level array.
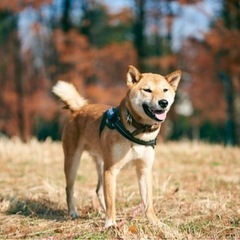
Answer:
[
  {"left": 133, "top": 0, "right": 146, "bottom": 70},
  {"left": 14, "top": 37, "right": 26, "bottom": 142},
  {"left": 232, "top": 73, "right": 240, "bottom": 145},
  {"left": 61, "top": 0, "right": 71, "bottom": 32},
  {"left": 192, "top": 126, "right": 200, "bottom": 141},
  {"left": 232, "top": 1, "right": 240, "bottom": 145},
  {"left": 221, "top": 0, "right": 240, "bottom": 145}
]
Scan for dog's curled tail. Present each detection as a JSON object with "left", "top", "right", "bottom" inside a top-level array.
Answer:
[{"left": 52, "top": 81, "right": 87, "bottom": 112}]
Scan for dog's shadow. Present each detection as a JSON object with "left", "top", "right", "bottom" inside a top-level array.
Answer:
[{"left": 3, "top": 196, "right": 67, "bottom": 221}]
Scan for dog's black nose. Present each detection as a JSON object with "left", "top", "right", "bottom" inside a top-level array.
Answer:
[{"left": 158, "top": 99, "right": 168, "bottom": 108}]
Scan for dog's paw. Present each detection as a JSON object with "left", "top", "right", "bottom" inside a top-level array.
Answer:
[
  {"left": 104, "top": 218, "right": 116, "bottom": 228},
  {"left": 69, "top": 210, "right": 80, "bottom": 219},
  {"left": 146, "top": 212, "right": 160, "bottom": 225},
  {"left": 150, "top": 218, "right": 161, "bottom": 226}
]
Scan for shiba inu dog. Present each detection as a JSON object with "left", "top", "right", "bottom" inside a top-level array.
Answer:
[{"left": 52, "top": 65, "right": 181, "bottom": 227}]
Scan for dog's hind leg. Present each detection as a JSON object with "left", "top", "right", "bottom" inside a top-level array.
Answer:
[
  {"left": 94, "top": 157, "right": 106, "bottom": 211},
  {"left": 63, "top": 135, "right": 84, "bottom": 219},
  {"left": 64, "top": 146, "right": 83, "bottom": 218}
]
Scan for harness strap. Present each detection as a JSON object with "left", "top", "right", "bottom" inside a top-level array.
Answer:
[
  {"left": 126, "top": 110, "right": 160, "bottom": 136},
  {"left": 99, "top": 107, "right": 157, "bottom": 148}
]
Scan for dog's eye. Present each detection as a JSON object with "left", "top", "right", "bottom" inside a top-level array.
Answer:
[
  {"left": 163, "top": 88, "right": 168, "bottom": 92},
  {"left": 143, "top": 88, "right": 152, "bottom": 93}
]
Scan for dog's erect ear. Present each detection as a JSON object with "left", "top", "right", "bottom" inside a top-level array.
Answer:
[
  {"left": 165, "top": 70, "right": 182, "bottom": 91},
  {"left": 127, "top": 65, "right": 141, "bottom": 87}
]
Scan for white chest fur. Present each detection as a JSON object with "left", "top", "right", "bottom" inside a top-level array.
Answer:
[
  {"left": 111, "top": 143, "right": 155, "bottom": 171},
  {"left": 131, "top": 145, "right": 155, "bottom": 161}
]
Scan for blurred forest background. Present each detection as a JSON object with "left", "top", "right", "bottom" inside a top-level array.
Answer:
[{"left": 0, "top": 0, "right": 239, "bottom": 145}]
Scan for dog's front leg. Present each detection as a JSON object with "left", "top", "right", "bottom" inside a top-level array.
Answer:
[
  {"left": 136, "top": 161, "right": 159, "bottom": 225},
  {"left": 104, "top": 168, "right": 117, "bottom": 228}
]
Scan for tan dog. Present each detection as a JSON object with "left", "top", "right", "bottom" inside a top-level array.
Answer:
[{"left": 52, "top": 65, "right": 181, "bottom": 227}]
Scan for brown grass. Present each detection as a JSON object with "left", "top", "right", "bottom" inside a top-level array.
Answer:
[{"left": 0, "top": 138, "right": 240, "bottom": 239}]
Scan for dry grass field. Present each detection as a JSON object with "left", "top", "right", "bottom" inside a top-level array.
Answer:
[{"left": 0, "top": 138, "right": 240, "bottom": 239}]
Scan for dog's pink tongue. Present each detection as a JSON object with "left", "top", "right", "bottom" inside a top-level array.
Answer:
[{"left": 155, "top": 111, "right": 167, "bottom": 121}]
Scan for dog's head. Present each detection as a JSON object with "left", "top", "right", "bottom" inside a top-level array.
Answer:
[{"left": 126, "top": 65, "right": 181, "bottom": 125}]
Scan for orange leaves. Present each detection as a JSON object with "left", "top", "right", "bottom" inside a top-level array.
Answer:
[
  {"left": 0, "top": 0, "right": 52, "bottom": 12},
  {"left": 54, "top": 29, "right": 90, "bottom": 64},
  {"left": 54, "top": 28, "right": 136, "bottom": 106},
  {"left": 148, "top": 55, "right": 177, "bottom": 72},
  {"left": 181, "top": 39, "right": 227, "bottom": 124},
  {"left": 128, "top": 225, "right": 139, "bottom": 234}
]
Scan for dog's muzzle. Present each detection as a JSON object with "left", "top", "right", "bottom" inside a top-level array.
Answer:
[{"left": 142, "top": 103, "right": 167, "bottom": 122}]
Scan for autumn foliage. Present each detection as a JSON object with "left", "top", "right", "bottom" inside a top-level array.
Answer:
[
  {"left": 0, "top": 0, "right": 239, "bottom": 144},
  {"left": 0, "top": 0, "right": 51, "bottom": 12}
]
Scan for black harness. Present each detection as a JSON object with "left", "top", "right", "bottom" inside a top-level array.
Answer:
[{"left": 99, "top": 107, "right": 157, "bottom": 148}]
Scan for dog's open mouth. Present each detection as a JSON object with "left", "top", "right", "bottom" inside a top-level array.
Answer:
[{"left": 142, "top": 104, "right": 167, "bottom": 122}]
